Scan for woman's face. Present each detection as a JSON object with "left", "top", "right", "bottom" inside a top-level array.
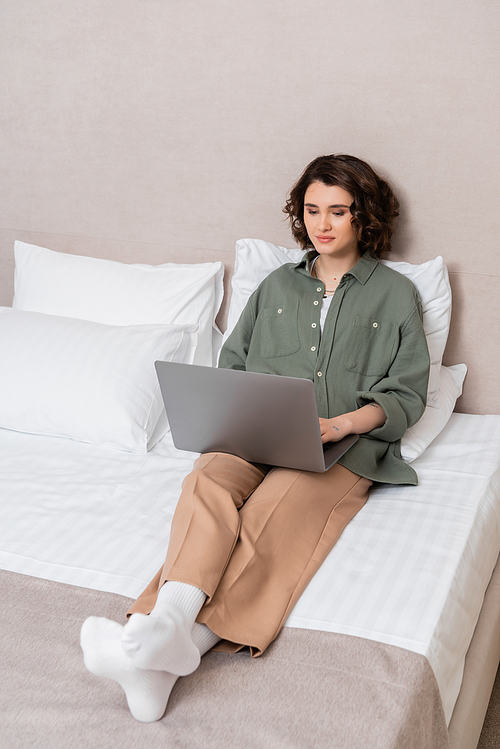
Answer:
[{"left": 303, "top": 181, "right": 359, "bottom": 260}]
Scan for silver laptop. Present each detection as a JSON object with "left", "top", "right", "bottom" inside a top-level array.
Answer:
[{"left": 155, "top": 361, "right": 358, "bottom": 473}]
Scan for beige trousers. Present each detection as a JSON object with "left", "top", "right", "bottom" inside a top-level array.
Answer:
[{"left": 129, "top": 452, "right": 372, "bottom": 655}]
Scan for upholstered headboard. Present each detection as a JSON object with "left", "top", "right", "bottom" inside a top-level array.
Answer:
[{"left": 1, "top": 0, "right": 498, "bottom": 414}]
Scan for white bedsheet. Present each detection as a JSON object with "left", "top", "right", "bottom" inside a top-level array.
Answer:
[{"left": 1, "top": 413, "right": 500, "bottom": 723}]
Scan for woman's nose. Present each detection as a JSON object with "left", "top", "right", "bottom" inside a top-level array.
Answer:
[{"left": 318, "top": 213, "right": 331, "bottom": 231}]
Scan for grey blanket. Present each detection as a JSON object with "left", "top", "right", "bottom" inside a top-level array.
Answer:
[{"left": 1, "top": 570, "right": 450, "bottom": 749}]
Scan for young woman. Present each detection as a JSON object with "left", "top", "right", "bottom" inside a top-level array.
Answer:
[{"left": 81, "top": 154, "right": 430, "bottom": 722}]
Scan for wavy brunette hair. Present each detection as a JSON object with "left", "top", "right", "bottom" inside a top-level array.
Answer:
[{"left": 283, "top": 154, "right": 400, "bottom": 258}]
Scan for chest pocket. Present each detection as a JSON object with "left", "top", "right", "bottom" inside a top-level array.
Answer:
[
  {"left": 344, "top": 316, "right": 399, "bottom": 376},
  {"left": 257, "top": 302, "right": 301, "bottom": 359}
]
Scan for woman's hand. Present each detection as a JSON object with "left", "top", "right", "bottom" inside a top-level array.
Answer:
[
  {"left": 319, "top": 415, "right": 354, "bottom": 443},
  {"left": 319, "top": 403, "right": 387, "bottom": 443}
]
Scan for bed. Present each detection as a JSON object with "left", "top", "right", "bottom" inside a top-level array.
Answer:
[{"left": 2, "top": 238, "right": 500, "bottom": 749}]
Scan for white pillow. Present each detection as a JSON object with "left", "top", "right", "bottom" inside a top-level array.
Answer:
[
  {"left": 12, "top": 241, "right": 224, "bottom": 367},
  {"left": 224, "top": 239, "right": 452, "bottom": 407},
  {"left": 401, "top": 364, "right": 467, "bottom": 462},
  {"left": 224, "top": 239, "right": 305, "bottom": 338},
  {"left": 0, "top": 307, "right": 197, "bottom": 453}
]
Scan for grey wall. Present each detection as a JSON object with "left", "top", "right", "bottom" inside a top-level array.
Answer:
[{"left": 1, "top": 0, "right": 499, "bottom": 413}]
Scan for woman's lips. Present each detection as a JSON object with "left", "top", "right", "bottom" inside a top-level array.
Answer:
[{"left": 316, "top": 235, "right": 335, "bottom": 243}]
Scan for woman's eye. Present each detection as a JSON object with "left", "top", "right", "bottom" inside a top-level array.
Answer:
[{"left": 333, "top": 211, "right": 346, "bottom": 217}]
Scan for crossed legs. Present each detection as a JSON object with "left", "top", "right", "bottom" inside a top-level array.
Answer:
[{"left": 81, "top": 452, "right": 371, "bottom": 720}]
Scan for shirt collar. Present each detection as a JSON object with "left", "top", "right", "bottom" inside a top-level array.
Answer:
[
  {"left": 294, "top": 251, "right": 379, "bottom": 285},
  {"left": 345, "top": 253, "right": 379, "bottom": 284}
]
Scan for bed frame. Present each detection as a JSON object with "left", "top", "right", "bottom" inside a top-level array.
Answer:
[
  {"left": 449, "top": 553, "right": 500, "bottom": 748},
  {"left": 0, "top": 241, "right": 498, "bottom": 749}
]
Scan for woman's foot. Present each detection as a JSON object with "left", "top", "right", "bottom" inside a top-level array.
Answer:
[
  {"left": 80, "top": 616, "right": 178, "bottom": 722},
  {"left": 121, "top": 609, "right": 201, "bottom": 675},
  {"left": 122, "top": 582, "right": 206, "bottom": 675}
]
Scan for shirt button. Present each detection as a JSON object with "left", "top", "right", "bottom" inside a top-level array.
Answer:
[
  {"left": 311, "top": 346, "right": 316, "bottom": 352},
  {"left": 372, "top": 322, "right": 378, "bottom": 328},
  {"left": 313, "top": 300, "right": 319, "bottom": 306},
  {"left": 311, "top": 323, "right": 317, "bottom": 328},
  {"left": 317, "top": 287, "right": 322, "bottom": 293},
  {"left": 278, "top": 309, "right": 283, "bottom": 314},
  {"left": 317, "top": 371, "right": 323, "bottom": 377}
]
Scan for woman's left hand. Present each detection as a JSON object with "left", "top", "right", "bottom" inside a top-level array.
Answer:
[
  {"left": 319, "top": 415, "right": 354, "bottom": 443},
  {"left": 319, "top": 403, "right": 387, "bottom": 443}
]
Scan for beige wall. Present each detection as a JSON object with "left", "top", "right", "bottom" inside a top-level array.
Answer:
[{"left": 1, "top": 0, "right": 499, "bottom": 413}]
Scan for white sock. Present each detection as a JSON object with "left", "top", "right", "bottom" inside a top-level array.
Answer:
[
  {"left": 191, "top": 621, "right": 221, "bottom": 654},
  {"left": 80, "top": 616, "right": 177, "bottom": 723},
  {"left": 80, "top": 616, "right": 220, "bottom": 723},
  {"left": 122, "top": 581, "right": 206, "bottom": 675}
]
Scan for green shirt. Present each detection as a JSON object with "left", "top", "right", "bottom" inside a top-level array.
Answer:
[{"left": 219, "top": 253, "right": 430, "bottom": 485}]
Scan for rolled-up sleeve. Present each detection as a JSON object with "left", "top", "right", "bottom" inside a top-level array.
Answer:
[{"left": 356, "top": 305, "right": 430, "bottom": 443}]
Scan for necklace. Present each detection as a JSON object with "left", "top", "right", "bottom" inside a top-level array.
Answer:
[{"left": 311, "top": 257, "right": 339, "bottom": 297}]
